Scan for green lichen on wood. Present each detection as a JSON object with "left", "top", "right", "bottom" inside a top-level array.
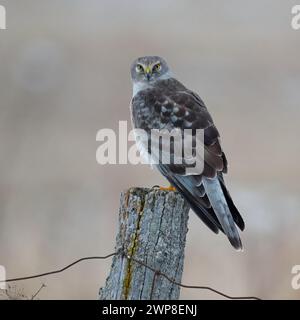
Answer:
[{"left": 123, "top": 190, "right": 145, "bottom": 299}]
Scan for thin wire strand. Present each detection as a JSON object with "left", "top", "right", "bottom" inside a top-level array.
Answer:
[
  {"left": 129, "top": 255, "right": 261, "bottom": 300},
  {"left": 0, "top": 251, "right": 261, "bottom": 300},
  {"left": 1, "top": 253, "right": 116, "bottom": 283}
]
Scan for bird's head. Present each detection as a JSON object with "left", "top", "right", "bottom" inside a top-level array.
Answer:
[{"left": 130, "top": 56, "right": 171, "bottom": 85}]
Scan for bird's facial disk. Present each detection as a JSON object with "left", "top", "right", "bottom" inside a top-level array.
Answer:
[{"left": 131, "top": 56, "right": 169, "bottom": 83}]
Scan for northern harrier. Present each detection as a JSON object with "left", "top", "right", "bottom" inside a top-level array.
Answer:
[{"left": 130, "top": 56, "right": 244, "bottom": 250}]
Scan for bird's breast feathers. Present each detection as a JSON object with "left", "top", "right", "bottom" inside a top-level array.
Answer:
[{"left": 131, "top": 78, "right": 213, "bottom": 132}]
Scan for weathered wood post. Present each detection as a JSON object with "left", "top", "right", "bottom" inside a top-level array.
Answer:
[{"left": 99, "top": 187, "right": 190, "bottom": 300}]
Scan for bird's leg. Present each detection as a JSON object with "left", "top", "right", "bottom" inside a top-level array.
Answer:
[{"left": 159, "top": 185, "right": 177, "bottom": 192}]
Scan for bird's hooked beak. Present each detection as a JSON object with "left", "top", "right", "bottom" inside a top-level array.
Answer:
[{"left": 145, "top": 66, "right": 152, "bottom": 81}]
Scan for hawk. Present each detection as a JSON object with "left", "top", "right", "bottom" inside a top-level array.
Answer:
[{"left": 130, "top": 56, "right": 244, "bottom": 250}]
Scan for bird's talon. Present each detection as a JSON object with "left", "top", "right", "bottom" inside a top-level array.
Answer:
[{"left": 159, "top": 185, "right": 177, "bottom": 192}]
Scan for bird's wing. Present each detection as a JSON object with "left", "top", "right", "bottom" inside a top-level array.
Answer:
[{"left": 131, "top": 79, "right": 244, "bottom": 249}]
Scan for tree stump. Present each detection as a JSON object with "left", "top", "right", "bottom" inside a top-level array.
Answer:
[{"left": 99, "top": 187, "right": 190, "bottom": 300}]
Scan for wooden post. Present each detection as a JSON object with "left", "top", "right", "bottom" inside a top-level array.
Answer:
[{"left": 99, "top": 187, "right": 190, "bottom": 300}]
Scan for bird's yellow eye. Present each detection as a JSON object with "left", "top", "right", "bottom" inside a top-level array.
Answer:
[
  {"left": 153, "top": 63, "right": 161, "bottom": 72},
  {"left": 136, "top": 64, "right": 144, "bottom": 73}
]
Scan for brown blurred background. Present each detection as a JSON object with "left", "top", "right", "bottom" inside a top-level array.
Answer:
[{"left": 0, "top": 0, "right": 299, "bottom": 299}]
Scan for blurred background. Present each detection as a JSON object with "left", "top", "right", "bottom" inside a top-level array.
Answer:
[{"left": 0, "top": 0, "right": 299, "bottom": 299}]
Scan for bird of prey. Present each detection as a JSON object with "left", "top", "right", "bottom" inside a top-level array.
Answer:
[{"left": 130, "top": 56, "right": 244, "bottom": 250}]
